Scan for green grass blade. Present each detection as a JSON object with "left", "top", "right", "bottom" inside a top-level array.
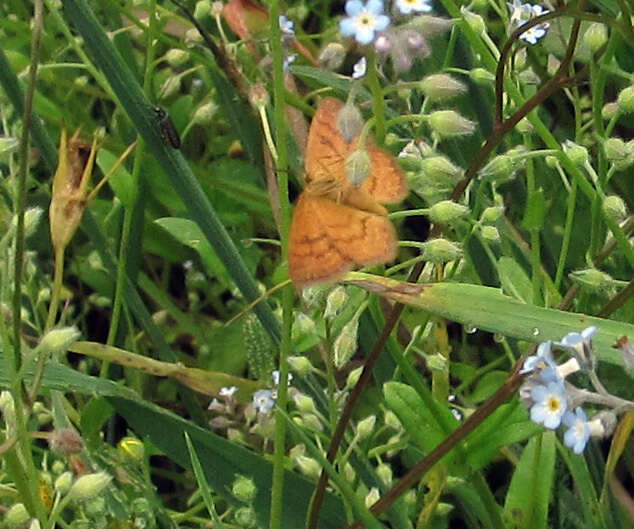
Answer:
[
  {"left": 183, "top": 432, "right": 226, "bottom": 529},
  {"left": 61, "top": 0, "right": 280, "bottom": 343}
]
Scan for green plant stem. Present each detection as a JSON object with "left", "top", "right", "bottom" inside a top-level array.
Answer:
[
  {"left": 524, "top": 135, "right": 541, "bottom": 305},
  {"left": 45, "top": 247, "right": 65, "bottom": 330},
  {"left": 366, "top": 51, "right": 385, "bottom": 143},
  {"left": 554, "top": 177, "right": 578, "bottom": 291},
  {"left": 9, "top": 0, "right": 47, "bottom": 520},
  {"left": 269, "top": 0, "right": 292, "bottom": 527}
]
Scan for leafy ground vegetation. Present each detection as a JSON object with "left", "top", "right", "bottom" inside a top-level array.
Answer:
[{"left": 1, "top": 0, "right": 634, "bottom": 528}]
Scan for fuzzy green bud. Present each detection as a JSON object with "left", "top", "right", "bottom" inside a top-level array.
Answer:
[
  {"left": 233, "top": 506, "right": 257, "bottom": 528},
  {"left": 159, "top": 76, "right": 181, "bottom": 99},
  {"left": 602, "top": 195, "right": 627, "bottom": 221},
  {"left": 480, "top": 206, "right": 504, "bottom": 223},
  {"left": 333, "top": 318, "right": 359, "bottom": 369},
  {"left": 84, "top": 496, "right": 106, "bottom": 517},
  {"left": 67, "top": 472, "right": 112, "bottom": 502},
  {"left": 602, "top": 102, "right": 619, "bottom": 120},
  {"left": 193, "top": 101, "right": 218, "bottom": 125},
  {"left": 5, "top": 503, "right": 29, "bottom": 528},
  {"left": 12, "top": 207, "right": 43, "bottom": 238},
  {"left": 337, "top": 103, "right": 364, "bottom": 142},
  {"left": 419, "top": 74, "right": 466, "bottom": 101},
  {"left": 479, "top": 154, "right": 516, "bottom": 181},
  {"left": 210, "top": 1, "right": 223, "bottom": 17},
  {"left": 0, "top": 136, "right": 19, "bottom": 158},
  {"left": 516, "top": 117, "right": 534, "bottom": 135},
  {"left": 38, "top": 326, "right": 81, "bottom": 356},
  {"left": 569, "top": 268, "right": 613, "bottom": 292},
  {"left": 293, "top": 312, "right": 316, "bottom": 337},
  {"left": 384, "top": 410, "right": 402, "bottom": 430},
  {"left": 604, "top": 138, "right": 634, "bottom": 170},
  {"left": 376, "top": 463, "right": 393, "bottom": 485},
  {"left": 480, "top": 225, "right": 501, "bottom": 243},
  {"left": 227, "top": 428, "right": 245, "bottom": 443},
  {"left": 346, "top": 149, "right": 371, "bottom": 186},
  {"left": 319, "top": 42, "right": 346, "bottom": 70},
  {"left": 365, "top": 487, "right": 380, "bottom": 508},
  {"left": 232, "top": 475, "right": 257, "bottom": 503},
  {"left": 563, "top": 140, "right": 589, "bottom": 166},
  {"left": 617, "top": 85, "right": 634, "bottom": 114},
  {"left": 422, "top": 238, "right": 463, "bottom": 263},
  {"left": 461, "top": 7, "right": 485, "bottom": 34},
  {"left": 296, "top": 455, "right": 321, "bottom": 478},
  {"left": 583, "top": 23, "right": 607, "bottom": 53},
  {"left": 428, "top": 110, "right": 476, "bottom": 137},
  {"left": 293, "top": 393, "right": 317, "bottom": 414},
  {"left": 356, "top": 414, "right": 376, "bottom": 441},
  {"left": 343, "top": 462, "right": 356, "bottom": 482},
  {"left": 194, "top": 0, "right": 212, "bottom": 19},
  {"left": 324, "top": 286, "right": 348, "bottom": 319},
  {"left": 302, "top": 413, "right": 324, "bottom": 432},
  {"left": 287, "top": 355, "right": 314, "bottom": 376},
  {"left": 427, "top": 200, "right": 469, "bottom": 223},
  {"left": 419, "top": 156, "right": 463, "bottom": 184},
  {"left": 165, "top": 49, "right": 188, "bottom": 67},
  {"left": 346, "top": 366, "right": 363, "bottom": 389},
  {"left": 51, "top": 460, "right": 66, "bottom": 475},
  {"left": 469, "top": 67, "right": 495, "bottom": 84}
]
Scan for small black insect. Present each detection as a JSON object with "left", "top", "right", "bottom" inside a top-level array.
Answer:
[{"left": 153, "top": 106, "right": 181, "bottom": 149}]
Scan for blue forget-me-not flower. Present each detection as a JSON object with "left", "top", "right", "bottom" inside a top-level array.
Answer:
[{"left": 339, "top": 0, "right": 391, "bottom": 45}]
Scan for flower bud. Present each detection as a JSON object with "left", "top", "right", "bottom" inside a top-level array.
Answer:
[
  {"left": 427, "top": 200, "right": 469, "bottom": 223},
  {"left": 589, "top": 410, "right": 617, "bottom": 438},
  {"left": 38, "top": 326, "right": 81, "bottom": 356},
  {"left": 422, "top": 238, "right": 463, "bottom": 262},
  {"left": 12, "top": 207, "right": 43, "bottom": 238},
  {"left": 248, "top": 83, "right": 269, "bottom": 108},
  {"left": 194, "top": 0, "right": 212, "bottom": 19},
  {"left": 419, "top": 156, "right": 463, "bottom": 184},
  {"left": 583, "top": 23, "right": 607, "bottom": 53},
  {"left": 333, "top": 318, "right": 359, "bottom": 368},
  {"left": 516, "top": 117, "right": 534, "bottom": 134},
  {"left": 479, "top": 154, "right": 516, "bottom": 181},
  {"left": 5, "top": 503, "right": 29, "bottom": 528},
  {"left": 318, "top": 42, "right": 346, "bottom": 70},
  {"left": 49, "top": 428, "right": 83, "bottom": 455},
  {"left": 428, "top": 110, "right": 476, "bottom": 137},
  {"left": 356, "top": 414, "right": 376, "bottom": 441},
  {"left": 604, "top": 137, "right": 634, "bottom": 170},
  {"left": 324, "top": 286, "right": 348, "bottom": 319},
  {"left": 376, "top": 462, "right": 393, "bottom": 485},
  {"left": 28, "top": 520, "right": 40, "bottom": 529},
  {"left": 617, "top": 85, "right": 634, "bottom": 114},
  {"left": 569, "top": 268, "right": 612, "bottom": 292},
  {"left": 345, "top": 149, "right": 371, "bottom": 186},
  {"left": 51, "top": 460, "right": 66, "bottom": 475},
  {"left": 469, "top": 67, "right": 495, "bottom": 84},
  {"left": 0, "top": 136, "right": 19, "bottom": 158},
  {"left": 49, "top": 130, "right": 98, "bottom": 253},
  {"left": 337, "top": 103, "right": 363, "bottom": 142},
  {"left": 210, "top": 1, "right": 223, "bottom": 17},
  {"left": 293, "top": 393, "right": 317, "bottom": 414},
  {"left": 192, "top": 101, "right": 218, "bottom": 125},
  {"left": 419, "top": 74, "right": 466, "bottom": 101},
  {"left": 165, "top": 49, "right": 188, "bottom": 67},
  {"left": 601, "top": 102, "right": 619, "bottom": 120},
  {"left": 343, "top": 462, "right": 356, "bottom": 482},
  {"left": 232, "top": 475, "right": 257, "bottom": 503},
  {"left": 562, "top": 140, "right": 589, "bottom": 166},
  {"left": 84, "top": 496, "right": 106, "bottom": 517},
  {"left": 302, "top": 413, "right": 324, "bottom": 431},
  {"left": 287, "top": 355, "right": 314, "bottom": 376},
  {"left": 602, "top": 195, "right": 627, "bottom": 221},
  {"left": 461, "top": 7, "right": 485, "bottom": 34},
  {"left": 118, "top": 436, "right": 145, "bottom": 461},
  {"left": 346, "top": 366, "right": 363, "bottom": 389},
  {"left": 296, "top": 455, "right": 321, "bottom": 478},
  {"left": 67, "top": 472, "right": 112, "bottom": 502},
  {"left": 365, "top": 487, "right": 380, "bottom": 508},
  {"left": 480, "top": 206, "right": 504, "bottom": 223},
  {"left": 374, "top": 33, "right": 391, "bottom": 53},
  {"left": 480, "top": 225, "right": 501, "bottom": 243},
  {"left": 234, "top": 506, "right": 257, "bottom": 528},
  {"left": 293, "top": 312, "right": 316, "bottom": 337},
  {"left": 384, "top": 410, "right": 401, "bottom": 430}
]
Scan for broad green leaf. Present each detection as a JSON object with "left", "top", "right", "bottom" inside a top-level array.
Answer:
[{"left": 503, "top": 432, "right": 556, "bottom": 529}]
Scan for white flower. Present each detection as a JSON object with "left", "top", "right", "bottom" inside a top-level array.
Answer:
[
  {"left": 562, "top": 407, "right": 591, "bottom": 454},
  {"left": 530, "top": 381, "right": 567, "bottom": 429},
  {"left": 252, "top": 389, "right": 275, "bottom": 413},
  {"left": 339, "top": 0, "right": 391, "bottom": 45},
  {"left": 219, "top": 386, "right": 238, "bottom": 397},
  {"left": 395, "top": 0, "right": 433, "bottom": 15},
  {"left": 352, "top": 56, "right": 368, "bottom": 79}
]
